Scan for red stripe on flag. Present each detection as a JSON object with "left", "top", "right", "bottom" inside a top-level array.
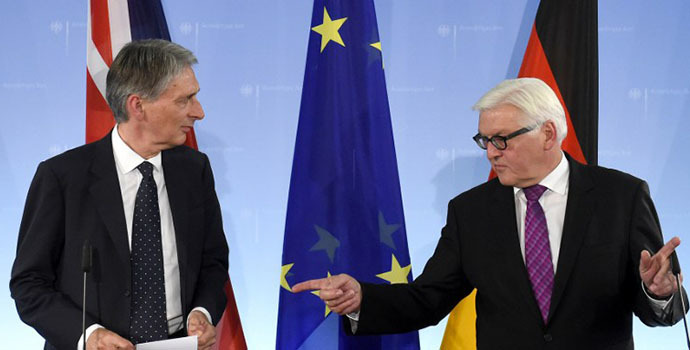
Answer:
[
  {"left": 90, "top": 0, "right": 114, "bottom": 66},
  {"left": 184, "top": 128, "right": 199, "bottom": 150},
  {"left": 86, "top": 71, "right": 116, "bottom": 143},
  {"left": 518, "top": 24, "right": 587, "bottom": 165},
  {"left": 212, "top": 279, "right": 247, "bottom": 350}
]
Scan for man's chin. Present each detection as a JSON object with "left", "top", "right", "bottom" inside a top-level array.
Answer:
[
  {"left": 160, "top": 135, "right": 188, "bottom": 150},
  {"left": 495, "top": 174, "right": 516, "bottom": 187},
  {"left": 175, "top": 133, "right": 188, "bottom": 145}
]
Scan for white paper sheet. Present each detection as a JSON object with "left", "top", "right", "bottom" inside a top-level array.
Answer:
[{"left": 135, "top": 335, "right": 197, "bottom": 350}]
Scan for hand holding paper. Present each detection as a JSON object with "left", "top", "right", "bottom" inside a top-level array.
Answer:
[{"left": 187, "top": 310, "right": 216, "bottom": 350}]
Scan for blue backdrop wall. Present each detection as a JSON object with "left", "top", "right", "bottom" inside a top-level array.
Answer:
[{"left": 1, "top": 1, "right": 688, "bottom": 348}]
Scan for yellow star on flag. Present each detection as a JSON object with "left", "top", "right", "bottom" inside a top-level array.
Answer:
[
  {"left": 370, "top": 41, "right": 384, "bottom": 69},
  {"left": 376, "top": 254, "right": 411, "bottom": 284},
  {"left": 311, "top": 271, "right": 332, "bottom": 316},
  {"left": 280, "top": 263, "right": 294, "bottom": 292},
  {"left": 311, "top": 7, "right": 347, "bottom": 52}
]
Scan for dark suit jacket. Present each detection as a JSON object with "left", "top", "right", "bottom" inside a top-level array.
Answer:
[
  {"left": 354, "top": 156, "right": 686, "bottom": 349},
  {"left": 10, "top": 133, "right": 229, "bottom": 350}
]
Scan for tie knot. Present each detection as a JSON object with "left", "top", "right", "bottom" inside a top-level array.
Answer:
[
  {"left": 137, "top": 161, "right": 154, "bottom": 179},
  {"left": 523, "top": 184, "right": 547, "bottom": 201}
]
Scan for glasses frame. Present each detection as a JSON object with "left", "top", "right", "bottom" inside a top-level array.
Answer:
[{"left": 472, "top": 124, "right": 539, "bottom": 150}]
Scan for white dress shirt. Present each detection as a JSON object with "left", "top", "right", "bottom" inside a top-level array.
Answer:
[{"left": 78, "top": 127, "right": 210, "bottom": 348}]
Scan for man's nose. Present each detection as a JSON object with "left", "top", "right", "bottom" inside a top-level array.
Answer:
[
  {"left": 486, "top": 141, "right": 502, "bottom": 159},
  {"left": 191, "top": 97, "right": 204, "bottom": 120}
]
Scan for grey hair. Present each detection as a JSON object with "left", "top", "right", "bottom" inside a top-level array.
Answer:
[
  {"left": 473, "top": 78, "right": 567, "bottom": 143},
  {"left": 106, "top": 39, "right": 198, "bottom": 123}
]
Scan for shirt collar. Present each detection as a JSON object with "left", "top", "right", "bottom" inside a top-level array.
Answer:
[
  {"left": 111, "top": 126, "right": 163, "bottom": 175},
  {"left": 514, "top": 151, "right": 569, "bottom": 196}
]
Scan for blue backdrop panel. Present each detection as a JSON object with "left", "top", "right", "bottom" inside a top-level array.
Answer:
[{"left": 0, "top": 1, "right": 688, "bottom": 348}]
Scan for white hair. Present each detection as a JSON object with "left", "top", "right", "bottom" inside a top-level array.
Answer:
[{"left": 473, "top": 78, "right": 567, "bottom": 143}]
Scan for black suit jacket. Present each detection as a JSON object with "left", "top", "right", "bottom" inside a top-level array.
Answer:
[
  {"left": 354, "top": 156, "right": 686, "bottom": 349},
  {"left": 10, "top": 133, "right": 229, "bottom": 350}
]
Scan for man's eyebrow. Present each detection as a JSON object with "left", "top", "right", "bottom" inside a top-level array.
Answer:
[{"left": 181, "top": 89, "right": 200, "bottom": 100}]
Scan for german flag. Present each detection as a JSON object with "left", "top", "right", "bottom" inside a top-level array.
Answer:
[
  {"left": 441, "top": 1, "right": 598, "bottom": 348},
  {"left": 519, "top": 0, "right": 598, "bottom": 165}
]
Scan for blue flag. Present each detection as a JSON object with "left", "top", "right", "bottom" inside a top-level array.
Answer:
[{"left": 277, "top": 1, "right": 420, "bottom": 349}]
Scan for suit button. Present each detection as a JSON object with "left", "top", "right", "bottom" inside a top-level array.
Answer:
[
  {"left": 544, "top": 334, "right": 553, "bottom": 342},
  {"left": 124, "top": 289, "right": 130, "bottom": 297}
]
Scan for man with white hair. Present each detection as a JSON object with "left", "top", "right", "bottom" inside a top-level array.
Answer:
[{"left": 293, "top": 78, "right": 687, "bottom": 349}]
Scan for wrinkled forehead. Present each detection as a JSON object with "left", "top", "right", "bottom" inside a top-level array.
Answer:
[
  {"left": 478, "top": 104, "right": 530, "bottom": 133},
  {"left": 157, "top": 66, "right": 200, "bottom": 97}
]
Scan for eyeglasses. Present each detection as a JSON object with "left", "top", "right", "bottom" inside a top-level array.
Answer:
[{"left": 472, "top": 125, "right": 538, "bottom": 150}]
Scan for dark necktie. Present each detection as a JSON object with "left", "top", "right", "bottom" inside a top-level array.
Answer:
[
  {"left": 130, "top": 161, "right": 168, "bottom": 343},
  {"left": 523, "top": 184, "right": 554, "bottom": 323}
]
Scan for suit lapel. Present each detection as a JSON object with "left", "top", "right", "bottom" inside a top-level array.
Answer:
[
  {"left": 488, "top": 182, "right": 546, "bottom": 326},
  {"left": 88, "top": 133, "right": 131, "bottom": 272},
  {"left": 162, "top": 149, "right": 190, "bottom": 311},
  {"left": 547, "top": 157, "right": 595, "bottom": 322}
]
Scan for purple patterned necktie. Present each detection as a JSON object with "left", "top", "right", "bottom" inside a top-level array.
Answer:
[{"left": 523, "top": 184, "right": 554, "bottom": 323}]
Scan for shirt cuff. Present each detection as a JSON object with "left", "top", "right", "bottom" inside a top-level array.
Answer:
[
  {"left": 642, "top": 281, "right": 674, "bottom": 313},
  {"left": 187, "top": 307, "right": 213, "bottom": 330},
  {"left": 77, "top": 323, "right": 104, "bottom": 350},
  {"left": 346, "top": 311, "right": 360, "bottom": 334},
  {"left": 346, "top": 311, "right": 360, "bottom": 321}
]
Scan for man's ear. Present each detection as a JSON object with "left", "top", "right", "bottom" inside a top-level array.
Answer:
[
  {"left": 125, "top": 94, "right": 145, "bottom": 121},
  {"left": 542, "top": 120, "right": 559, "bottom": 150}
]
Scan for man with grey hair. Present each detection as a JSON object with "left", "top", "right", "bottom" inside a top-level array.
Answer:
[
  {"left": 11, "top": 39, "right": 229, "bottom": 350},
  {"left": 293, "top": 78, "right": 687, "bottom": 349}
]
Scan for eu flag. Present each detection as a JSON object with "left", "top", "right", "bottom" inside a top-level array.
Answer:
[{"left": 277, "top": 0, "right": 420, "bottom": 349}]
